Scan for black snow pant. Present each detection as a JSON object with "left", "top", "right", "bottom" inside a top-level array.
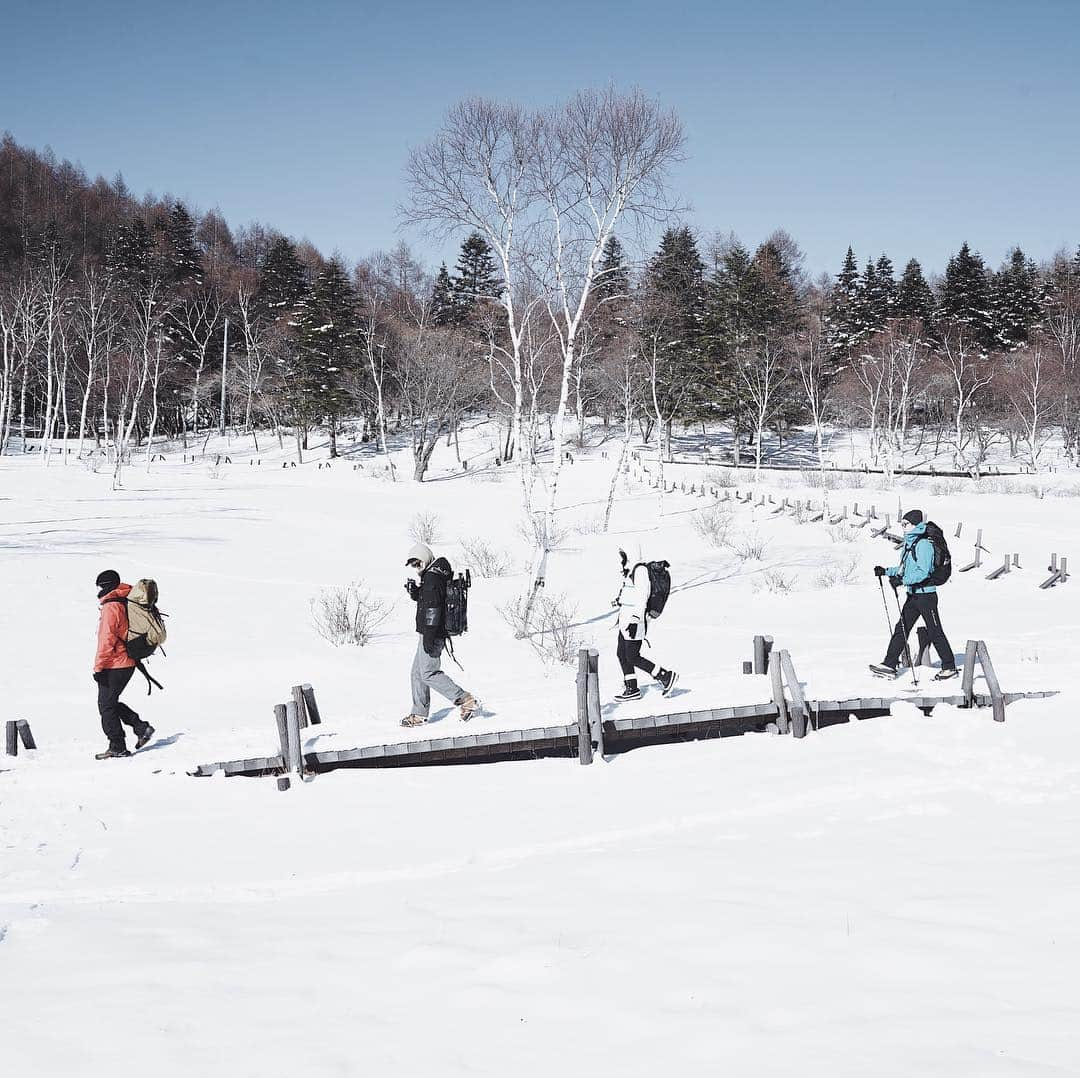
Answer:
[
  {"left": 883, "top": 591, "right": 956, "bottom": 670},
  {"left": 96, "top": 667, "right": 147, "bottom": 750},
  {"left": 617, "top": 632, "right": 657, "bottom": 682}
]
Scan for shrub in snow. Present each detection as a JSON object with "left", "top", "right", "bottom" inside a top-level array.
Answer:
[
  {"left": 692, "top": 504, "right": 733, "bottom": 548},
  {"left": 814, "top": 556, "right": 860, "bottom": 589},
  {"left": 460, "top": 536, "right": 514, "bottom": 578},
  {"left": 499, "top": 592, "right": 583, "bottom": 664},
  {"left": 705, "top": 467, "right": 737, "bottom": 489},
  {"left": 754, "top": 569, "right": 797, "bottom": 595},
  {"left": 408, "top": 511, "right": 442, "bottom": 545},
  {"left": 726, "top": 531, "right": 770, "bottom": 562},
  {"left": 826, "top": 524, "right": 859, "bottom": 544},
  {"left": 311, "top": 582, "right": 392, "bottom": 646},
  {"left": 516, "top": 512, "right": 568, "bottom": 551}
]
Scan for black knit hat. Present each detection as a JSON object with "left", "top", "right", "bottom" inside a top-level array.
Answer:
[
  {"left": 901, "top": 509, "right": 924, "bottom": 526},
  {"left": 95, "top": 569, "right": 121, "bottom": 596}
]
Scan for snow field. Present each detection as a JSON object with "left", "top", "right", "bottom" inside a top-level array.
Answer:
[{"left": 1, "top": 425, "right": 1078, "bottom": 1075}]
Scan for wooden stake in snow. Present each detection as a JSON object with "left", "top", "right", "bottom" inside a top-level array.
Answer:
[
  {"left": 587, "top": 649, "right": 604, "bottom": 758},
  {"left": 752, "top": 635, "right": 773, "bottom": 675},
  {"left": 576, "top": 649, "right": 592, "bottom": 766}
]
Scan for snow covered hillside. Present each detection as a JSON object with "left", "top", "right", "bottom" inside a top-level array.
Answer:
[{"left": 2, "top": 425, "right": 1078, "bottom": 1076}]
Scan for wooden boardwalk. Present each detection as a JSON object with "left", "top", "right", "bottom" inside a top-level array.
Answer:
[{"left": 191, "top": 688, "right": 1057, "bottom": 780}]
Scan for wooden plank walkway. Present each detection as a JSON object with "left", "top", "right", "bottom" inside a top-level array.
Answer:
[{"left": 191, "top": 690, "right": 1057, "bottom": 779}]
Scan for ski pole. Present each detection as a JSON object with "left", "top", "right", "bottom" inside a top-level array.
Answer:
[
  {"left": 890, "top": 581, "right": 920, "bottom": 688},
  {"left": 876, "top": 577, "right": 894, "bottom": 636}
]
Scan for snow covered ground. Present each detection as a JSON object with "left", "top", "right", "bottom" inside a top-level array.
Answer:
[{"left": 2, "top": 425, "right": 1078, "bottom": 1076}]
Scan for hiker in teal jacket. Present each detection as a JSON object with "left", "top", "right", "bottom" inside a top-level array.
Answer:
[{"left": 869, "top": 510, "right": 958, "bottom": 680}]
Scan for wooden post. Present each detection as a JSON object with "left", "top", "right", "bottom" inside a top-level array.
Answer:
[
  {"left": 5, "top": 720, "right": 18, "bottom": 756},
  {"left": 779, "top": 650, "right": 809, "bottom": 738},
  {"left": 586, "top": 649, "right": 604, "bottom": 757},
  {"left": 753, "top": 634, "right": 768, "bottom": 674},
  {"left": 977, "top": 641, "right": 1006, "bottom": 723},
  {"left": 770, "top": 660, "right": 790, "bottom": 735},
  {"left": 285, "top": 700, "right": 303, "bottom": 778},
  {"left": 961, "top": 640, "right": 986, "bottom": 697},
  {"left": 274, "top": 703, "right": 291, "bottom": 771},
  {"left": 291, "top": 684, "right": 309, "bottom": 729},
  {"left": 576, "top": 650, "right": 593, "bottom": 765},
  {"left": 301, "top": 684, "right": 322, "bottom": 725},
  {"left": 16, "top": 720, "right": 35, "bottom": 750},
  {"left": 741, "top": 660, "right": 753, "bottom": 675}
]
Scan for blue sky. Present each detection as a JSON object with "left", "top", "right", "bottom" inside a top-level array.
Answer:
[{"left": 3, "top": 0, "right": 1078, "bottom": 278}]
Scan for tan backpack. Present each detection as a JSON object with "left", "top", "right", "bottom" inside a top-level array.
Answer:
[{"left": 105, "top": 579, "right": 168, "bottom": 692}]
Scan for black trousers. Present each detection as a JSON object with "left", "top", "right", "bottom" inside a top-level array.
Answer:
[
  {"left": 884, "top": 591, "right": 956, "bottom": 669},
  {"left": 617, "top": 633, "right": 656, "bottom": 680},
  {"left": 96, "top": 667, "right": 146, "bottom": 749}
]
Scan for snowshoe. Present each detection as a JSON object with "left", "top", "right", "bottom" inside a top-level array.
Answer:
[
  {"left": 134, "top": 725, "right": 156, "bottom": 751},
  {"left": 95, "top": 747, "right": 132, "bottom": 760},
  {"left": 401, "top": 714, "right": 428, "bottom": 729},
  {"left": 869, "top": 663, "right": 898, "bottom": 680},
  {"left": 933, "top": 668, "right": 959, "bottom": 681}
]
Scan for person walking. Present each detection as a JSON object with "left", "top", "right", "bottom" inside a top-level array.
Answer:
[
  {"left": 401, "top": 543, "right": 479, "bottom": 727},
  {"left": 869, "top": 510, "right": 958, "bottom": 681},
  {"left": 613, "top": 551, "right": 678, "bottom": 702},
  {"left": 93, "top": 569, "right": 155, "bottom": 759}
]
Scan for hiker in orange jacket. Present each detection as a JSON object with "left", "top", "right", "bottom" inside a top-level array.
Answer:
[{"left": 93, "top": 569, "right": 154, "bottom": 759}]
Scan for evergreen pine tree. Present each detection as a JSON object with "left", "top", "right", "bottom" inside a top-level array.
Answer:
[
  {"left": 939, "top": 242, "right": 993, "bottom": 346},
  {"left": 855, "top": 258, "right": 883, "bottom": 337},
  {"left": 254, "top": 236, "right": 308, "bottom": 323},
  {"left": 106, "top": 217, "right": 153, "bottom": 290},
  {"left": 593, "top": 236, "right": 631, "bottom": 306},
  {"left": 431, "top": 263, "right": 457, "bottom": 327},
  {"left": 896, "top": 258, "right": 935, "bottom": 325},
  {"left": 874, "top": 254, "right": 897, "bottom": 317},
  {"left": 990, "top": 246, "right": 1043, "bottom": 350},
  {"left": 825, "top": 246, "right": 861, "bottom": 358},
  {"left": 451, "top": 231, "right": 501, "bottom": 322},
  {"left": 290, "top": 258, "right": 359, "bottom": 457},
  {"left": 158, "top": 201, "right": 203, "bottom": 286}
]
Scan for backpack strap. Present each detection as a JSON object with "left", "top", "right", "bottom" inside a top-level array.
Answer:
[
  {"left": 136, "top": 660, "right": 164, "bottom": 695},
  {"left": 444, "top": 635, "right": 465, "bottom": 672}
]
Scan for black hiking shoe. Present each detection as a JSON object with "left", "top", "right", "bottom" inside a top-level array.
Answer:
[
  {"left": 134, "top": 725, "right": 155, "bottom": 750},
  {"left": 95, "top": 747, "right": 132, "bottom": 760},
  {"left": 933, "top": 668, "right": 959, "bottom": 681},
  {"left": 614, "top": 686, "right": 641, "bottom": 702},
  {"left": 658, "top": 669, "right": 679, "bottom": 697},
  {"left": 869, "top": 663, "right": 898, "bottom": 679}
]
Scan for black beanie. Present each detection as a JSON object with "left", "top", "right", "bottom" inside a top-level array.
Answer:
[
  {"left": 95, "top": 569, "right": 121, "bottom": 596},
  {"left": 901, "top": 509, "right": 924, "bottom": 526}
]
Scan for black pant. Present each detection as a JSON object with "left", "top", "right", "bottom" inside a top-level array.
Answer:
[
  {"left": 617, "top": 633, "right": 656, "bottom": 680},
  {"left": 884, "top": 591, "right": 956, "bottom": 669},
  {"left": 96, "top": 667, "right": 145, "bottom": 749}
]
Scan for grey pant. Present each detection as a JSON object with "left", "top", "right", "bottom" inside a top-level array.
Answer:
[{"left": 411, "top": 637, "right": 465, "bottom": 717}]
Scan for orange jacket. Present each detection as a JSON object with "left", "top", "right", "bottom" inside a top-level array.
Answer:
[{"left": 94, "top": 584, "right": 136, "bottom": 673}]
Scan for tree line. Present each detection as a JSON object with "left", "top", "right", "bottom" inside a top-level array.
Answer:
[{"left": 2, "top": 117, "right": 1078, "bottom": 498}]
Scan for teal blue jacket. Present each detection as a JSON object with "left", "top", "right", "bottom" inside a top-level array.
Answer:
[{"left": 887, "top": 522, "right": 937, "bottom": 593}]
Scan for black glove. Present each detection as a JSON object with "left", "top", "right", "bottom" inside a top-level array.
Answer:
[
  {"left": 873, "top": 565, "right": 887, "bottom": 578},
  {"left": 405, "top": 579, "right": 419, "bottom": 600},
  {"left": 422, "top": 631, "right": 440, "bottom": 658},
  {"left": 625, "top": 621, "right": 638, "bottom": 640},
  {"left": 889, "top": 575, "right": 902, "bottom": 591}
]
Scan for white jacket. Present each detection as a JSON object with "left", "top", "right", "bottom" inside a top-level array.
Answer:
[{"left": 617, "top": 564, "right": 650, "bottom": 637}]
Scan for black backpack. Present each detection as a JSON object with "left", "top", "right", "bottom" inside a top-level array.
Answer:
[
  {"left": 634, "top": 560, "right": 672, "bottom": 619},
  {"left": 444, "top": 570, "right": 471, "bottom": 636},
  {"left": 920, "top": 522, "right": 952, "bottom": 587}
]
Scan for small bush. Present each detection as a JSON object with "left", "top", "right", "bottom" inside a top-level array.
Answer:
[
  {"left": 801, "top": 469, "right": 868, "bottom": 490},
  {"left": 517, "top": 512, "right": 569, "bottom": 551},
  {"left": 692, "top": 504, "right": 733, "bottom": 548},
  {"left": 930, "top": 478, "right": 965, "bottom": 496},
  {"left": 311, "top": 582, "right": 393, "bottom": 646},
  {"left": 409, "top": 511, "right": 442, "bottom": 545},
  {"left": 754, "top": 569, "right": 797, "bottom": 595},
  {"left": 499, "top": 591, "right": 584, "bottom": 665},
  {"left": 814, "top": 556, "right": 860, "bottom": 589},
  {"left": 706, "top": 467, "right": 738, "bottom": 489},
  {"left": 826, "top": 524, "right": 859, "bottom": 544},
  {"left": 570, "top": 513, "right": 607, "bottom": 537},
  {"left": 727, "top": 531, "right": 770, "bottom": 561},
  {"left": 460, "top": 536, "right": 514, "bottom": 578}
]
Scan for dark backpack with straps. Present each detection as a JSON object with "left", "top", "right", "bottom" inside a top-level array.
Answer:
[
  {"left": 921, "top": 522, "right": 952, "bottom": 587},
  {"left": 444, "top": 570, "right": 471, "bottom": 636},
  {"left": 633, "top": 560, "right": 672, "bottom": 619}
]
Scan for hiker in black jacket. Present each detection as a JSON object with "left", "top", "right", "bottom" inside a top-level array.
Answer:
[{"left": 401, "top": 543, "right": 478, "bottom": 727}]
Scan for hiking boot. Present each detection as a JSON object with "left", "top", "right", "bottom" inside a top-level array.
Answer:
[
  {"left": 134, "top": 725, "right": 155, "bottom": 750},
  {"left": 933, "top": 667, "right": 959, "bottom": 681},
  {"left": 614, "top": 681, "right": 641, "bottom": 702},
  {"left": 456, "top": 694, "right": 479, "bottom": 722},
  {"left": 869, "top": 663, "right": 898, "bottom": 679},
  {"left": 658, "top": 669, "right": 679, "bottom": 696},
  {"left": 95, "top": 746, "right": 132, "bottom": 760},
  {"left": 401, "top": 714, "right": 428, "bottom": 728}
]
